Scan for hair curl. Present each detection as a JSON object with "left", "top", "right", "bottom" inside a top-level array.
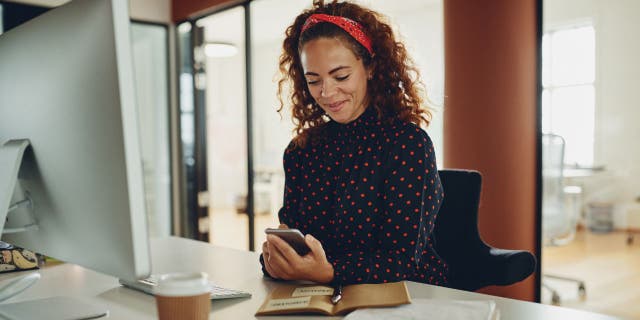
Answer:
[{"left": 277, "top": 0, "right": 433, "bottom": 148}]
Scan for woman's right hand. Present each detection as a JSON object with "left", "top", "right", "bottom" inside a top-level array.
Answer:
[{"left": 262, "top": 224, "right": 288, "bottom": 278}]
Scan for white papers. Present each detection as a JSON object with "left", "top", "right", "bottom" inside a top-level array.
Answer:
[
  {"left": 344, "top": 298, "right": 499, "bottom": 320},
  {"left": 291, "top": 286, "right": 334, "bottom": 297},
  {"left": 262, "top": 296, "right": 311, "bottom": 312}
]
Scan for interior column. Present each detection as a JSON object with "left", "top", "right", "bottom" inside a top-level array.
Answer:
[{"left": 443, "top": 0, "right": 539, "bottom": 301}]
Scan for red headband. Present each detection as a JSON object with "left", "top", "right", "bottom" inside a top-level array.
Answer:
[{"left": 301, "top": 13, "right": 373, "bottom": 56}]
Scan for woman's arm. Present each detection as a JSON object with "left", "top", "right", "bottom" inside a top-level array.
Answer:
[
  {"left": 260, "top": 141, "right": 303, "bottom": 278},
  {"left": 277, "top": 141, "right": 304, "bottom": 228}
]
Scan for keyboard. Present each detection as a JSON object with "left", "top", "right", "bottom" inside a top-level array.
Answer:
[{"left": 119, "top": 276, "right": 251, "bottom": 300}]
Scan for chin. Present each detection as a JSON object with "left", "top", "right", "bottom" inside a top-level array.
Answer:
[{"left": 329, "top": 113, "right": 350, "bottom": 124}]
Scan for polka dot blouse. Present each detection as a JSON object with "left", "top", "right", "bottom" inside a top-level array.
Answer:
[{"left": 262, "top": 106, "right": 448, "bottom": 286}]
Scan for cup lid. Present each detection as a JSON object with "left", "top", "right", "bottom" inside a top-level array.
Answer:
[{"left": 153, "top": 272, "right": 210, "bottom": 296}]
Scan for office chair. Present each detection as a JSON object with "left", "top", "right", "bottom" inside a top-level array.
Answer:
[
  {"left": 433, "top": 169, "right": 536, "bottom": 291},
  {"left": 541, "top": 133, "right": 586, "bottom": 305}
]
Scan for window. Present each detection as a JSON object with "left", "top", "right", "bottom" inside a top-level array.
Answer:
[{"left": 542, "top": 25, "right": 596, "bottom": 166}]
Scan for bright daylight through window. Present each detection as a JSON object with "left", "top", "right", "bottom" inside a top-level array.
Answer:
[{"left": 542, "top": 25, "right": 595, "bottom": 166}]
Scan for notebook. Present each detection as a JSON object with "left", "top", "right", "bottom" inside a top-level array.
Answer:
[{"left": 255, "top": 281, "right": 410, "bottom": 316}]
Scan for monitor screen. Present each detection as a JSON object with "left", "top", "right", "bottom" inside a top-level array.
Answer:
[{"left": 0, "top": 0, "right": 150, "bottom": 282}]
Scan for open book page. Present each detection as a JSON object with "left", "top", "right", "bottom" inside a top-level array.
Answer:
[
  {"left": 255, "top": 282, "right": 411, "bottom": 316},
  {"left": 344, "top": 298, "right": 499, "bottom": 320},
  {"left": 334, "top": 282, "right": 411, "bottom": 315}
]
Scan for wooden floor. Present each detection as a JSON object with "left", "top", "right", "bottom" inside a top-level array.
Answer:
[
  {"left": 208, "top": 208, "right": 279, "bottom": 251},
  {"left": 542, "top": 229, "right": 640, "bottom": 319}
]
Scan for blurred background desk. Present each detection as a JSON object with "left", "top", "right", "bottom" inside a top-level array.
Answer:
[
  {"left": 564, "top": 165, "right": 606, "bottom": 179},
  {"left": 563, "top": 165, "right": 607, "bottom": 229},
  {"left": 0, "top": 237, "right": 623, "bottom": 319}
]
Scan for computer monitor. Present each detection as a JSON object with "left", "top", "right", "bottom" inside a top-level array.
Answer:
[{"left": 0, "top": 0, "right": 150, "bottom": 284}]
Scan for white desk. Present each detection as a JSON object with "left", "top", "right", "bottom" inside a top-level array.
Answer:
[
  {"left": 563, "top": 165, "right": 605, "bottom": 178},
  {"left": 0, "top": 237, "right": 621, "bottom": 319}
]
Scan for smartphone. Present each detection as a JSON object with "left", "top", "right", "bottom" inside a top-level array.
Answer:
[{"left": 265, "top": 228, "right": 311, "bottom": 255}]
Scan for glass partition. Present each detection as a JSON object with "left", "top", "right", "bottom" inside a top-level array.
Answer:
[
  {"left": 196, "top": 7, "right": 250, "bottom": 248},
  {"left": 542, "top": 1, "right": 640, "bottom": 317},
  {"left": 131, "top": 22, "right": 172, "bottom": 237}
]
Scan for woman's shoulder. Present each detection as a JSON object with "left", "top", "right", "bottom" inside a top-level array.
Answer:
[
  {"left": 384, "top": 117, "right": 432, "bottom": 146},
  {"left": 282, "top": 133, "right": 319, "bottom": 159},
  {"left": 283, "top": 138, "right": 302, "bottom": 157}
]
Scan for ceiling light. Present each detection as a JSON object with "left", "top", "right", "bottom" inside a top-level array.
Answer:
[{"left": 203, "top": 42, "right": 238, "bottom": 58}]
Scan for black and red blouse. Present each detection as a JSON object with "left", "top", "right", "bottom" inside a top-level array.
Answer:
[{"left": 262, "top": 106, "right": 448, "bottom": 286}]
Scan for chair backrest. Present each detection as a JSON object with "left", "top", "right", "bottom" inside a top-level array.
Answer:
[
  {"left": 434, "top": 169, "right": 536, "bottom": 291},
  {"left": 542, "top": 133, "right": 575, "bottom": 243},
  {"left": 433, "top": 169, "right": 486, "bottom": 290},
  {"left": 434, "top": 170, "right": 484, "bottom": 256}
]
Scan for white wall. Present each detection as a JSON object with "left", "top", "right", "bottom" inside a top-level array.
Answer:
[
  {"left": 367, "top": 1, "right": 445, "bottom": 167},
  {"left": 205, "top": 52, "right": 249, "bottom": 210},
  {"left": 545, "top": 0, "right": 640, "bottom": 228},
  {"left": 9, "top": 0, "right": 171, "bottom": 23},
  {"left": 129, "top": 0, "right": 170, "bottom": 22}
]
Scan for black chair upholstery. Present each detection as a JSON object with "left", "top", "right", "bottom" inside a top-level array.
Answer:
[{"left": 433, "top": 169, "right": 536, "bottom": 291}]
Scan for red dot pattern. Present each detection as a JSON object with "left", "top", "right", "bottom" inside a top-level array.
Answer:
[{"left": 264, "top": 107, "right": 448, "bottom": 286}]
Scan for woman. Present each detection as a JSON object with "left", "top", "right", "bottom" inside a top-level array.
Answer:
[{"left": 260, "top": 0, "right": 447, "bottom": 287}]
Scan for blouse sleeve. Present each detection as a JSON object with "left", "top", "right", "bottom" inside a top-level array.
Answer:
[
  {"left": 260, "top": 140, "right": 302, "bottom": 277},
  {"left": 328, "top": 126, "right": 443, "bottom": 284},
  {"left": 277, "top": 141, "right": 303, "bottom": 228}
]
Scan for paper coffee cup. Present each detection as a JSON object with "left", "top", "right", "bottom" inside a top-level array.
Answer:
[{"left": 154, "top": 272, "right": 211, "bottom": 320}]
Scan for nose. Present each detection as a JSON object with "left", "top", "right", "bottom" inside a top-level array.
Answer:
[{"left": 320, "top": 81, "right": 336, "bottom": 98}]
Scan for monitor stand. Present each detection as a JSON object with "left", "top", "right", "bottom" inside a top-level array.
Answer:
[
  {"left": 0, "top": 139, "right": 38, "bottom": 235},
  {"left": 0, "top": 140, "right": 109, "bottom": 319},
  {"left": 0, "top": 139, "right": 31, "bottom": 234}
]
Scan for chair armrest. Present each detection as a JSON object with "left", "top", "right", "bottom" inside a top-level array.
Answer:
[
  {"left": 448, "top": 246, "right": 536, "bottom": 291},
  {"left": 487, "top": 248, "right": 536, "bottom": 286}
]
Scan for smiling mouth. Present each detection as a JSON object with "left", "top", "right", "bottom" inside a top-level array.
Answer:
[{"left": 326, "top": 100, "right": 346, "bottom": 112}]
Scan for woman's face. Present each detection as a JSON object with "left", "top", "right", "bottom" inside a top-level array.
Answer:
[{"left": 300, "top": 37, "right": 371, "bottom": 124}]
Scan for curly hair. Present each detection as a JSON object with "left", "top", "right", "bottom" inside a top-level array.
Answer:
[{"left": 277, "top": 0, "right": 433, "bottom": 148}]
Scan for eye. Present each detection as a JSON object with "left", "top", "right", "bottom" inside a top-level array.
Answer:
[
  {"left": 306, "top": 79, "right": 320, "bottom": 86},
  {"left": 335, "top": 75, "right": 350, "bottom": 81}
]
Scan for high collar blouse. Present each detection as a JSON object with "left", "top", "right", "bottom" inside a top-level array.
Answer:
[{"left": 271, "top": 107, "right": 448, "bottom": 286}]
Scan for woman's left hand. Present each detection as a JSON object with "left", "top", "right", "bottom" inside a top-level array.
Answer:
[{"left": 264, "top": 233, "right": 334, "bottom": 283}]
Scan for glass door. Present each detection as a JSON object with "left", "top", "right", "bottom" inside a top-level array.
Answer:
[
  {"left": 177, "top": 19, "right": 218, "bottom": 242},
  {"left": 196, "top": 6, "right": 251, "bottom": 249}
]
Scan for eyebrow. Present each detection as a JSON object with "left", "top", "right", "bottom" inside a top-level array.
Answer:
[{"left": 304, "top": 66, "right": 351, "bottom": 76}]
